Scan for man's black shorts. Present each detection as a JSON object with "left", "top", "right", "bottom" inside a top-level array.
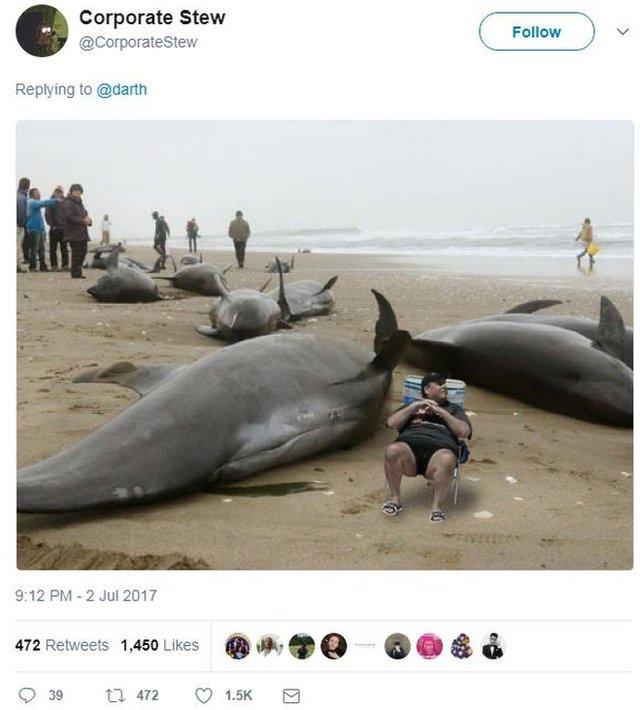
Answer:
[{"left": 395, "top": 434, "right": 458, "bottom": 476}]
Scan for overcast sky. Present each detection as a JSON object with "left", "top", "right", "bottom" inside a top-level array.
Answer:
[{"left": 16, "top": 121, "right": 633, "bottom": 237}]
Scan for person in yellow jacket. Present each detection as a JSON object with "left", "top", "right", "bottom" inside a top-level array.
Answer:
[{"left": 575, "top": 217, "right": 597, "bottom": 267}]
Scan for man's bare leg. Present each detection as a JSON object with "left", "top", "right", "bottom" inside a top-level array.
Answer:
[
  {"left": 425, "top": 449, "right": 457, "bottom": 513},
  {"left": 383, "top": 442, "right": 417, "bottom": 505}
]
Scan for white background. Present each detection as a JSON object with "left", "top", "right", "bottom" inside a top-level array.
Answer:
[{"left": 3, "top": 1, "right": 638, "bottom": 707}]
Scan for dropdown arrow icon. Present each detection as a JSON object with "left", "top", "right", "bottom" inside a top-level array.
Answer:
[{"left": 617, "top": 27, "right": 629, "bottom": 35}]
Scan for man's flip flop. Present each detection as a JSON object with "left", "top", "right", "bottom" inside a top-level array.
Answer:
[
  {"left": 428, "top": 510, "right": 446, "bottom": 524},
  {"left": 381, "top": 501, "right": 403, "bottom": 516}
]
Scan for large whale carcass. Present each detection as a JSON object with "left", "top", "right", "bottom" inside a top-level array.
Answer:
[
  {"left": 375, "top": 294, "right": 632, "bottom": 427},
  {"left": 482, "top": 297, "right": 633, "bottom": 369},
  {"left": 17, "top": 292, "right": 410, "bottom": 512}
]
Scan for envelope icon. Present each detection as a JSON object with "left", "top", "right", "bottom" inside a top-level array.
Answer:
[{"left": 282, "top": 688, "right": 301, "bottom": 704}]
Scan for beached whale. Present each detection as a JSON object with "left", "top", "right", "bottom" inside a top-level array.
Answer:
[
  {"left": 266, "top": 254, "right": 294, "bottom": 272},
  {"left": 154, "top": 262, "right": 232, "bottom": 296},
  {"left": 267, "top": 276, "right": 338, "bottom": 319},
  {"left": 87, "top": 249, "right": 162, "bottom": 303},
  {"left": 375, "top": 294, "right": 633, "bottom": 426},
  {"left": 180, "top": 255, "right": 200, "bottom": 266},
  {"left": 87, "top": 244, "right": 151, "bottom": 272},
  {"left": 196, "top": 272, "right": 283, "bottom": 341},
  {"left": 484, "top": 298, "right": 633, "bottom": 369},
  {"left": 17, "top": 293, "right": 410, "bottom": 512}
]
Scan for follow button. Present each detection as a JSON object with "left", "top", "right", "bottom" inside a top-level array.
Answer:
[{"left": 479, "top": 12, "right": 595, "bottom": 51}]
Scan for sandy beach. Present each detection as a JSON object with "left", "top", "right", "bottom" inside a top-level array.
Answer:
[{"left": 17, "top": 247, "right": 633, "bottom": 570}]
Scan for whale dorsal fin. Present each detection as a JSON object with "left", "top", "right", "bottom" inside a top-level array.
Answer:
[
  {"left": 105, "top": 247, "right": 122, "bottom": 272},
  {"left": 371, "top": 330, "right": 412, "bottom": 370},
  {"left": 276, "top": 257, "right": 292, "bottom": 322},
  {"left": 594, "top": 296, "right": 625, "bottom": 360},
  {"left": 371, "top": 289, "right": 400, "bottom": 352},
  {"left": 73, "top": 362, "right": 185, "bottom": 397},
  {"left": 505, "top": 299, "right": 563, "bottom": 314},
  {"left": 314, "top": 275, "right": 338, "bottom": 295}
]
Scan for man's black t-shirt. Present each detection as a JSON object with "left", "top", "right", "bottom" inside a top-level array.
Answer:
[{"left": 397, "top": 400, "right": 471, "bottom": 452}]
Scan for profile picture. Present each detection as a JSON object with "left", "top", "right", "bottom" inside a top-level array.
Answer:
[
  {"left": 288, "top": 633, "right": 315, "bottom": 660},
  {"left": 16, "top": 5, "right": 68, "bottom": 57},
  {"left": 450, "top": 633, "right": 473, "bottom": 659},
  {"left": 416, "top": 633, "right": 443, "bottom": 659},
  {"left": 225, "top": 633, "right": 251, "bottom": 660},
  {"left": 256, "top": 633, "right": 283, "bottom": 657},
  {"left": 482, "top": 632, "right": 505, "bottom": 660},
  {"left": 384, "top": 633, "right": 411, "bottom": 659},
  {"left": 320, "top": 632, "right": 347, "bottom": 659}
]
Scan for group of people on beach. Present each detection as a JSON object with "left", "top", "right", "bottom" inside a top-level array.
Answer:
[
  {"left": 18, "top": 176, "right": 254, "bottom": 277},
  {"left": 16, "top": 177, "right": 101, "bottom": 279}
]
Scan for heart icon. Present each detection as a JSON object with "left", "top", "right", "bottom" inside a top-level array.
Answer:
[
  {"left": 19, "top": 688, "right": 36, "bottom": 704},
  {"left": 195, "top": 687, "right": 213, "bottom": 704}
]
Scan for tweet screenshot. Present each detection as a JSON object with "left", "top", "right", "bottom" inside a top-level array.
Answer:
[{"left": 4, "top": 1, "right": 638, "bottom": 707}]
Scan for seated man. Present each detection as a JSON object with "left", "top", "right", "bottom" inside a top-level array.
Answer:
[{"left": 381, "top": 372, "right": 472, "bottom": 523}]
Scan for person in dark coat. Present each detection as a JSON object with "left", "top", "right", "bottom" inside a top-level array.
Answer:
[
  {"left": 17, "top": 177, "right": 30, "bottom": 272},
  {"left": 45, "top": 185, "right": 68, "bottom": 271},
  {"left": 228, "top": 210, "right": 250, "bottom": 268},
  {"left": 61, "top": 184, "right": 92, "bottom": 279},
  {"left": 152, "top": 211, "right": 171, "bottom": 270},
  {"left": 186, "top": 217, "right": 199, "bottom": 253}
]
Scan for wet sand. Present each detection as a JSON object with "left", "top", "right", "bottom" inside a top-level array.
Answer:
[{"left": 17, "top": 247, "right": 633, "bottom": 570}]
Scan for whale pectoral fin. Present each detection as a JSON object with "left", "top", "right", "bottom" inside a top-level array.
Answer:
[
  {"left": 196, "top": 325, "right": 221, "bottom": 339},
  {"left": 593, "top": 296, "right": 626, "bottom": 360},
  {"left": 505, "top": 299, "right": 563, "bottom": 314},
  {"left": 259, "top": 277, "right": 273, "bottom": 293},
  {"left": 314, "top": 275, "right": 338, "bottom": 295},
  {"left": 73, "top": 362, "right": 184, "bottom": 397}
]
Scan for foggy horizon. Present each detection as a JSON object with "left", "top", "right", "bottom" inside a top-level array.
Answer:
[{"left": 16, "top": 121, "right": 633, "bottom": 240}]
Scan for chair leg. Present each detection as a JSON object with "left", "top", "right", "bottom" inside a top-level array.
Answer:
[{"left": 452, "top": 466, "right": 460, "bottom": 505}]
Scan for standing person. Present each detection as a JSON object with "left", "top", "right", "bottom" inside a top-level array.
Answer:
[
  {"left": 26, "top": 187, "right": 59, "bottom": 272},
  {"left": 152, "top": 211, "right": 170, "bottom": 270},
  {"left": 575, "top": 217, "right": 595, "bottom": 268},
  {"left": 228, "top": 209, "right": 250, "bottom": 268},
  {"left": 186, "top": 217, "right": 199, "bottom": 253},
  {"left": 45, "top": 185, "right": 69, "bottom": 271},
  {"left": 100, "top": 214, "right": 112, "bottom": 245},
  {"left": 61, "top": 183, "right": 92, "bottom": 279},
  {"left": 16, "top": 177, "right": 30, "bottom": 272}
]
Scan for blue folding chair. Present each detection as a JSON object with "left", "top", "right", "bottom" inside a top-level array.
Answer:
[{"left": 403, "top": 376, "right": 470, "bottom": 505}]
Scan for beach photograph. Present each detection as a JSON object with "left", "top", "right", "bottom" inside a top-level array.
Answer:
[{"left": 16, "top": 121, "right": 633, "bottom": 570}]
